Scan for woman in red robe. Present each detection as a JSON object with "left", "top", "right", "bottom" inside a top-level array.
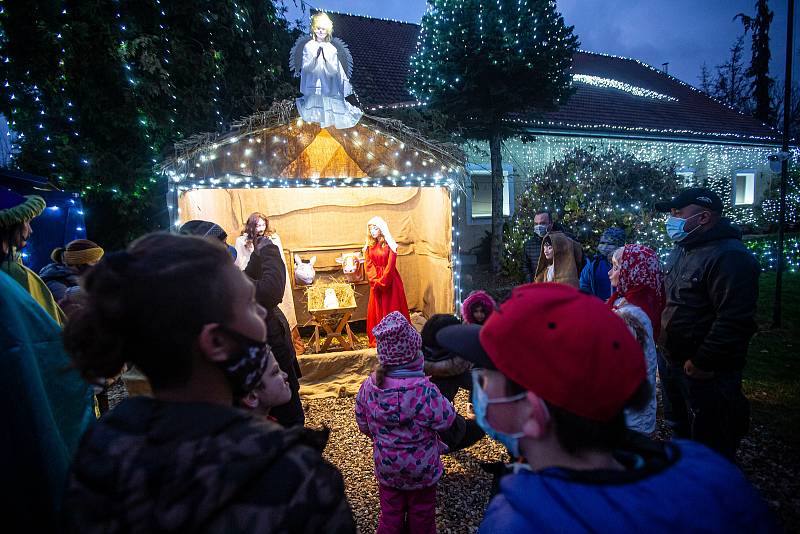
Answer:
[{"left": 364, "top": 216, "right": 410, "bottom": 346}]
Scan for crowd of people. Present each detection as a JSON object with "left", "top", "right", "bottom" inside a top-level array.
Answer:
[{"left": 1, "top": 185, "right": 779, "bottom": 532}]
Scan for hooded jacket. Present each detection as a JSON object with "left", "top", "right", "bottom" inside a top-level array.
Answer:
[
  {"left": 39, "top": 262, "right": 80, "bottom": 302},
  {"left": 479, "top": 438, "right": 777, "bottom": 533},
  {"left": 661, "top": 218, "right": 760, "bottom": 372},
  {"left": 64, "top": 397, "right": 355, "bottom": 534},
  {"left": 461, "top": 290, "right": 496, "bottom": 324},
  {"left": 534, "top": 232, "right": 583, "bottom": 287},
  {"left": 355, "top": 374, "right": 456, "bottom": 490}
]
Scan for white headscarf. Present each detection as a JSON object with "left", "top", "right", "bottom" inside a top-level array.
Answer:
[{"left": 366, "top": 216, "right": 398, "bottom": 252}]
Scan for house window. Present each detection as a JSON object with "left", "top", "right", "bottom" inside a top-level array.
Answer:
[
  {"left": 676, "top": 168, "right": 695, "bottom": 187},
  {"left": 733, "top": 170, "right": 756, "bottom": 205},
  {"left": 468, "top": 164, "right": 513, "bottom": 222}
]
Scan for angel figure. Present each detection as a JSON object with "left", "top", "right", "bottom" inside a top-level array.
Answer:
[{"left": 290, "top": 12, "right": 363, "bottom": 129}]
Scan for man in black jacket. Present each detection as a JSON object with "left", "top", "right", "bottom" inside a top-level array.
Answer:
[
  {"left": 521, "top": 211, "right": 553, "bottom": 283},
  {"left": 245, "top": 236, "right": 305, "bottom": 427},
  {"left": 656, "top": 187, "right": 759, "bottom": 459}
]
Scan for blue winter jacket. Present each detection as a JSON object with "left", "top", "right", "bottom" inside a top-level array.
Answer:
[
  {"left": 479, "top": 439, "right": 777, "bottom": 534},
  {"left": 579, "top": 254, "right": 612, "bottom": 300}
]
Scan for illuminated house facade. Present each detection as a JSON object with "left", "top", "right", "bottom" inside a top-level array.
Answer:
[{"left": 329, "top": 11, "right": 786, "bottom": 251}]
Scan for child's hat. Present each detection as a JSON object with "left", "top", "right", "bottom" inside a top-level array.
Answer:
[
  {"left": 437, "top": 283, "right": 644, "bottom": 422},
  {"left": 373, "top": 311, "right": 421, "bottom": 367}
]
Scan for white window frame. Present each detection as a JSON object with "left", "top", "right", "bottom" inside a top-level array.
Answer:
[
  {"left": 466, "top": 163, "right": 514, "bottom": 224},
  {"left": 733, "top": 169, "right": 756, "bottom": 206},
  {"left": 676, "top": 167, "right": 695, "bottom": 187}
]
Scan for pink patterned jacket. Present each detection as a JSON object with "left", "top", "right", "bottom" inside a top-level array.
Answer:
[{"left": 355, "top": 374, "right": 456, "bottom": 490}]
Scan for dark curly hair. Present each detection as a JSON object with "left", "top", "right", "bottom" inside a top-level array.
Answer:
[
  {"left": 241, "top": 212, "right": 270, "bottom": 247},
  {"left": 63, "top": 232, "right": 237, "bottom": 389}
]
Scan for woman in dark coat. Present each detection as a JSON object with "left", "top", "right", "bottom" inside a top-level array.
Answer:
[{"left": 245, "top": 236, "right": 305, "bottom": 427}]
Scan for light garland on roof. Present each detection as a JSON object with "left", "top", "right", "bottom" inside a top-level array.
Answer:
[
  {"left": 572, "top": 74, "right": 678, "bottom": 102},
  {"left": 366, "top": 101, "right": 425, "bottom": 112},
  {"left": 577, "top": 50, "right": 777, "bottom": 130},
  {"left": 502, "top": 115, "right": 781, "bottom": 143}
]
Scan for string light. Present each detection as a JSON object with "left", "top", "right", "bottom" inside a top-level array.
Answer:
[
  {"left": 572, "top": 74, "right": 678, "bottom": 102},
  {"left": 163, "top": 117, "right": 466, "bottom": 313},
  {"left": 745, "top": 235, "right": 800, "bottom": 273},
  {"left": 18, "top": 193, "right": 87, "bottom": 270}
]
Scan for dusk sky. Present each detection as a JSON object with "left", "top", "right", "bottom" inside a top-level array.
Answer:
[{"left": 285, "top": 0, "right": 798, "bottom": 90}]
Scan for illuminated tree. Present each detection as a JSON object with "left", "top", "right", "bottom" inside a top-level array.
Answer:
[
  {"left": 408, "top": 0, "right": 579, "bottom": 272},
  {"left": 503, "top": 147, "right": 681, "bottom": 279},
  {"left": 0, "top": 0, "right": 296, "bottom": 246}
]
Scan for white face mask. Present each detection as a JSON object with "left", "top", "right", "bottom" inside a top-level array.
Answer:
[
  {"left": 370, "top": 227, "right": 381, "bottom": 238},
  {"left": 534, "top": 224, "right": 549, "bottom": 237}
]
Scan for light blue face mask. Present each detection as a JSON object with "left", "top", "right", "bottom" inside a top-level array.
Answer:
[
  {"left": 665, "top": 212, "right": 705, "bottom": 242},
  {"left": 533, "top": 224, "right": 549, "bottom": 238},
  {"left": 471, "top": 371, "right": 526, "bottom": 457}
]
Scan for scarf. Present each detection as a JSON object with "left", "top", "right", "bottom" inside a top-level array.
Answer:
[{"left": 608, "top": 244, "right": 665, "bottom": 339}]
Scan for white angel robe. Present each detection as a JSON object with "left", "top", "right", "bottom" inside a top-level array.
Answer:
[{"left": 296, "top": 40, "right": 362, "bottom": 129}]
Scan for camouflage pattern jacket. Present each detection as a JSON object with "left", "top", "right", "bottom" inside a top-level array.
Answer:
[{"left": 64, "top": 397, "right": 355, "bottom": 533}]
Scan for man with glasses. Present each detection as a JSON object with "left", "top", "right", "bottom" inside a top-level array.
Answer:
[
  {"left": 437, "top": 283, "right": 775, "bottom": 532},
  {"left": 655, "top": 187, "right": 759, "bottom": 459}
]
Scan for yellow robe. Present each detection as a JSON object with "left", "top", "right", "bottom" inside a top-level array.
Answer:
[{"left": 2, "top": 256, "right": 66, "bottom": 326}]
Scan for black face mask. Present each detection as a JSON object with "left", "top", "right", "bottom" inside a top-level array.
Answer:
[{"left": 215, "top": 326, "right": 270, "bottom": 398}]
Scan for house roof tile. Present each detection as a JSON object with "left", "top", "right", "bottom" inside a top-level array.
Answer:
[{"left": 326, "top": 11, "right": 780, "bottom": 144}]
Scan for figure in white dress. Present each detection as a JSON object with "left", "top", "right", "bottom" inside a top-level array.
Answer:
[
  {"left": 234, "top": 212, "right": 298, "bottom": 332},
  {"left": 290, "top": 12, "right": 362, "bottom": 129}
]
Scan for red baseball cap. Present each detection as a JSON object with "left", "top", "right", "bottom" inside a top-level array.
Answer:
[{"left": 437, "top": 283, "right": 646, "bottom": 422}]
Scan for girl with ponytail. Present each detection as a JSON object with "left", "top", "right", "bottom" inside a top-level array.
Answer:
[{"left": 63, "top": 232, "right": 355, "bottom": 532}]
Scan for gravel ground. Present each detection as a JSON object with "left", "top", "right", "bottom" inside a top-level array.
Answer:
[
  {"left": 304, "top": 390, "right": 506, "bottom": 533},
  {"left": 310, "top": 387, "right": 799, "bottom": 533},
  {"left": 107, "top": 372, "right": 799, "bottom": 531}
]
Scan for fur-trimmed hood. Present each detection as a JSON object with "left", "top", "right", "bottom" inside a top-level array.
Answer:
[{"left": 461, "top": 290, "right": 497, "bottom": 324}]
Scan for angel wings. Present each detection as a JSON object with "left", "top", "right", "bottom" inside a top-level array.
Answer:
[{"left": 290, "top": 35, "right": 362, "bottom": 129}]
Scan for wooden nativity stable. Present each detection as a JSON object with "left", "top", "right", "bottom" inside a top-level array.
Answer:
[{"left": 161, "top": 102, "right": 466, "bottom": 337}]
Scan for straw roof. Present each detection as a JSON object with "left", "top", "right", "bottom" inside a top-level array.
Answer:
[{"left": 160, "top": 100, "right": 466, "bottom": 188}]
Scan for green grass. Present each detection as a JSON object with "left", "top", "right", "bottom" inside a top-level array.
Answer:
[{"left": 743, "top": 272, "right": 800, "bottom": 444}]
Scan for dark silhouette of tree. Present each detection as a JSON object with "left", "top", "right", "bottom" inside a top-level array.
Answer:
[
  {"left": 736, "top": 0, "right": 776, "bottom": 124},
  {"left": 699, "top": 62, "right": 713, "bottom": 95},
  {"left": 713, "top": 35, "right": 752, "bottom": 114}
]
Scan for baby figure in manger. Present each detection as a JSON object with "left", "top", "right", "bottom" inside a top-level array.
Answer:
[{"left": 290, "top": 12, "right": 363, "bottom": 129}]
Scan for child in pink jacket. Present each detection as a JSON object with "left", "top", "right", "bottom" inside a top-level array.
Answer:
[{"left": 356, "top": 311, "right": 456, "bottom": 534}]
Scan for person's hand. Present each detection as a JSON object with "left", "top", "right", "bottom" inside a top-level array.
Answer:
[
  {"left": 684, "top": 359, "right": 714, "bottom": 380},
  {"left": 316, "top": 47, "right": 323, "bottom": 58}
]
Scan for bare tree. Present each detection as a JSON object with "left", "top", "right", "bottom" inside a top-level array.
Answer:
[
  {"left": 771, "top": 79, "right": 800, "bottom": 137},
  {"left": 713, "top": 35, "right": 752, "bottom": 114},
  {"left": 698, "top": 62, "right": 713, "bottom": 94}
]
